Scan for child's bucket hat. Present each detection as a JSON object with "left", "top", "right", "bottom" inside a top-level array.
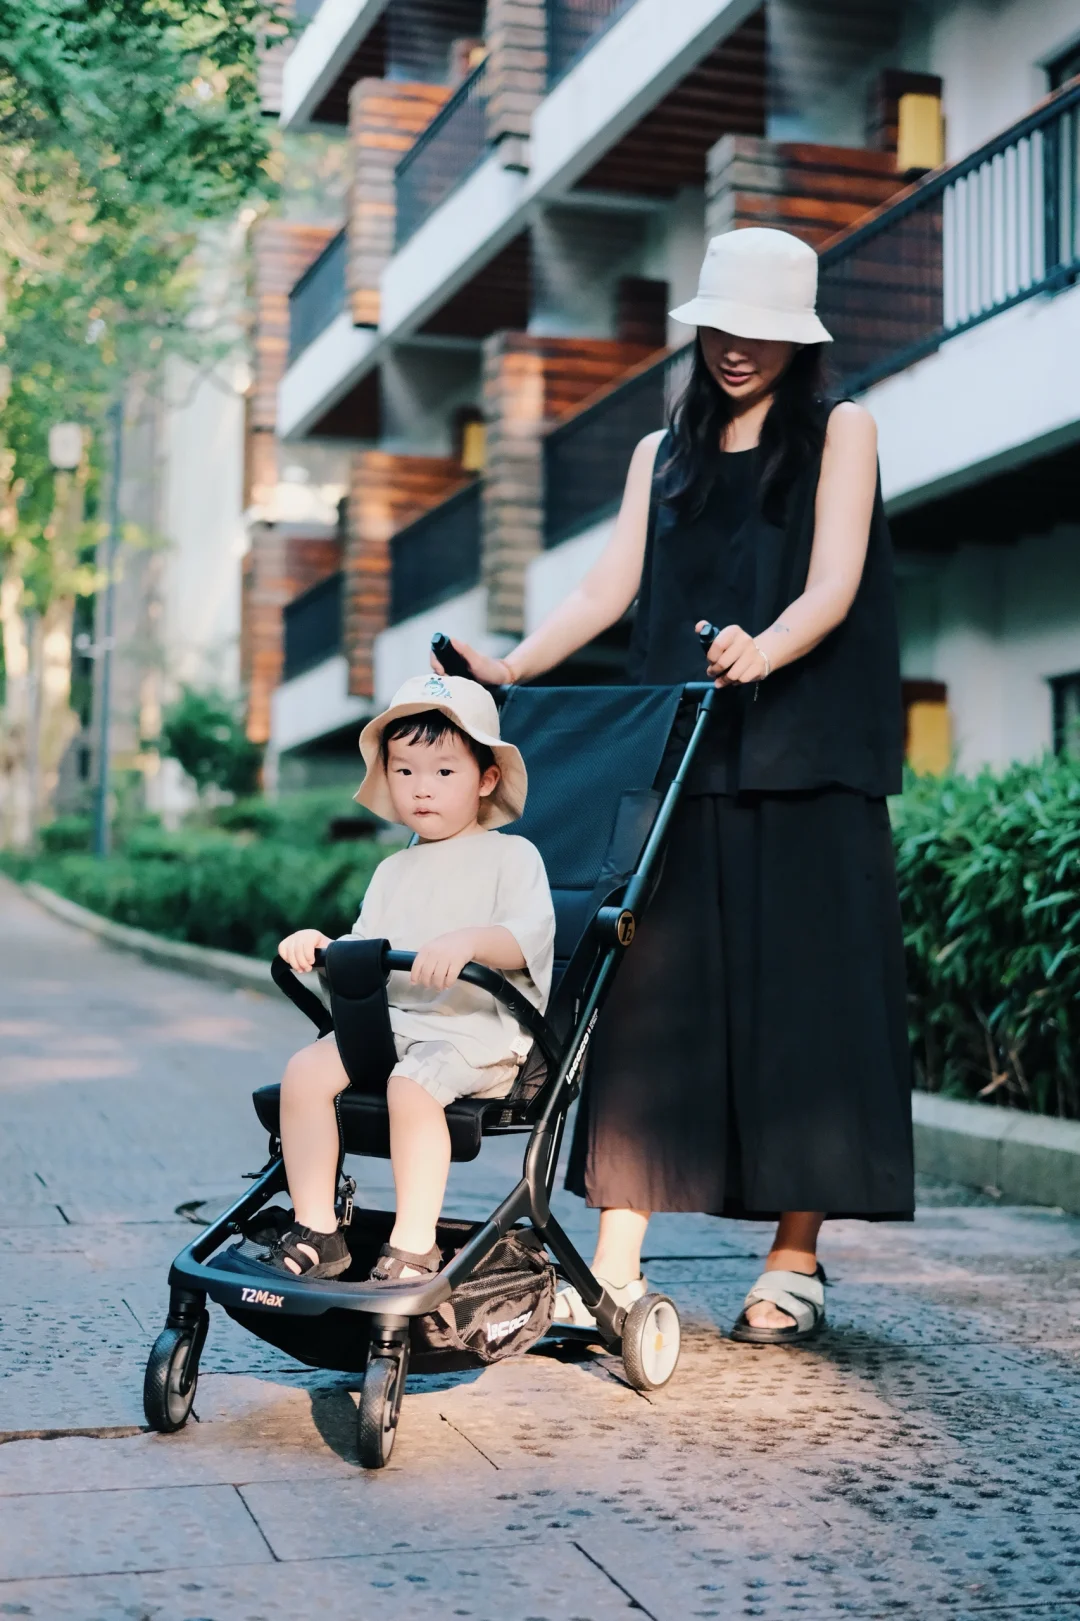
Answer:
[
  {"left": 355, "top": 673, "right": 528, "bottom": 829},
  {"left": 670, "top": 227, "right": 833, "bottom": 345}
]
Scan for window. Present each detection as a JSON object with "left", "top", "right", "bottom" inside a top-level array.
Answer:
[
  {"left": 1050, "top": 672, "right": 1080, "bottom": 756},
  {"left": 1048, "top": 41, "right": 1080, "bottom": 91}
]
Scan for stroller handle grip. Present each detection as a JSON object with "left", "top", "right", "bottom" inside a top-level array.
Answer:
[{"left": 297, "top": 946, "right": 560, "bottom": 1070}]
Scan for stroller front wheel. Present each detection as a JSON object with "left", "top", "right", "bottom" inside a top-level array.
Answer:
[
  {"left": 358, "top": 1347, "right": 408, "bottom": 1468},
  {"left": 143, "top": 1319, "right": 206, "bottom": 1432},
  {"left": 621, "top": 1293, "right": 681, "bottom": 1392}
]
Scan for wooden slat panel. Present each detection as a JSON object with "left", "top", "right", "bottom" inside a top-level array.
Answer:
[
  {"left": 481, "top": 336, "right": 659, "bottom": 634},
  {"left": 242, "top": 527, "right": 342, "bottom": 743},
  {"left": 578, "top": 9, "right": 767, "bottom": 196},
  {"left": 344, "top": 452, "right": 471, "bottom": 696},
  {"left": 348, "top": 79, "right": 453, "bottom": 326},
  {"left": 707, "top": 134, "right": 906, "bottom": 248},
  {"left": 250, "top": 220, "right": 339, "bottom": 431}
]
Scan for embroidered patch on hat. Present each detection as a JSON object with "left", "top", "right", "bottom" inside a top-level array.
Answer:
[{"left": 423, "top": 674, "right": 452, "bottom": 699}]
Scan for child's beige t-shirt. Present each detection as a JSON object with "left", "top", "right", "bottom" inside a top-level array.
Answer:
[{"left": 350, "top": 831, "right": 555, "bottom": 1069}]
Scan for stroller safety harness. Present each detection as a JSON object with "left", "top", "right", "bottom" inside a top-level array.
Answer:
[{"left": 144, "top": 665, "right": 718, "bottom": 1466}]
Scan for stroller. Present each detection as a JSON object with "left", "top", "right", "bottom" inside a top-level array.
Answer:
[{"left": 143, "top": 645, "right": 718, "bottom": 1467}]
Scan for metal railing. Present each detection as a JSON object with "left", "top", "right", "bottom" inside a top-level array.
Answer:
[
  {"left": 543, "top": 347, "right": 691, "bottom": 548},
  {"left": 389, "top": 482, "right": 482, "bottom": 624},
  {"left": 820, "top": 77, "right": 1080, "bottom": 395},
  {"left": 282, "top": 572, "right": 343, "bottom": 681},
  {"left": 546, "top": 0, "right": 635, "bottom": 88},
  {"left": 288, "top": 228, "right": 346, "bottom": 364},
  {"left": 395, "top": 59, "right": 490, "bottom": 250}
]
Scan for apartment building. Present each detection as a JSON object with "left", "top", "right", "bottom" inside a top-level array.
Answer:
[{"left": 255, "top": 0, "right": 1080, "bottom": 785}]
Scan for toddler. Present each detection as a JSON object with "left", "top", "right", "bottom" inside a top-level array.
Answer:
[{"left": 262, "top": 673, "right": 555, "bottom": 1284}]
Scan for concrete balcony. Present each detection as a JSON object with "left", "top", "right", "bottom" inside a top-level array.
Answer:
[
  {"left": 819, "top": 77, "right": 1080, "bottom": 509},
  {"left": 277, "top": 0, "right": 767, "bottom": 445}
]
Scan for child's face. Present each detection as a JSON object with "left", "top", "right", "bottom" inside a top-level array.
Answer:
[{"left": 385, "top": 729, "right": 500, "bottom": 840}]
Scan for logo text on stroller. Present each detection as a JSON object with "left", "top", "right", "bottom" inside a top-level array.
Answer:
[
  {"left": 486, "top": 1310, "right": 531, "bottom": 1344},
  {"left": 240, "top": 1286, "right": 285, "bottom": 1308}
]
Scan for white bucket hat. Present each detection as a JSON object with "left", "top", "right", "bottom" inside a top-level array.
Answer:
[
  {"left": 355, "top": 672, "right": 527, "bottom": 829},
  {"left": 670, "top": 227, "right": 832, "bottom": 345}
]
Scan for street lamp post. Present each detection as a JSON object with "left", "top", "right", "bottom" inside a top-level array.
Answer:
[{"left": 93, "top": 400, "right": 123, "bottom": 859}]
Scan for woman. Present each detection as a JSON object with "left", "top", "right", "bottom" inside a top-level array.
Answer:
[{"left": 437, "top": 227, "right": 913, "bottom": 1343}]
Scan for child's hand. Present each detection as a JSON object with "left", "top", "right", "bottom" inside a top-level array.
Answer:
[
  {"left": 410, "top": 929, "right": 481, "bottom": 990},
  {"left": 278, "top": 929, "right": 331, "bottom": 974}
]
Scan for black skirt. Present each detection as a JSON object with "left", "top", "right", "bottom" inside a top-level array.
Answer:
[{"left": 566, "top": 788, "right": 914, "bottom": 1220}]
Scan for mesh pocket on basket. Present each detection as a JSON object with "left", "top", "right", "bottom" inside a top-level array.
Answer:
[{"left": 415, "top": 1228, "right": 554, "bottom": 1364}]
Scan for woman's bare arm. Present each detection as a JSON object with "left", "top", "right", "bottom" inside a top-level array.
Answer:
[
  {"left": 433, "top": 430, "right": 665, "bottom": 686},
  {"left": 703, "top": 403, "right": 879, "bottom": 686}
]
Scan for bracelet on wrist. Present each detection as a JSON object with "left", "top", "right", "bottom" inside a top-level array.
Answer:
[{"left": 751, "top": 639, "right": 771, "bottom": 681}]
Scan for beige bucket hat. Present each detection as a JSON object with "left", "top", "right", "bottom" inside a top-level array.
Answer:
[
  {"left": 670, "top": 227, "right": 833, "bottom": 345},
  {"left": 355, "top": 672, "right": 527, "bottom": 829}
]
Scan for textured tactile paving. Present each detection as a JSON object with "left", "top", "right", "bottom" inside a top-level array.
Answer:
[{"left": 2, "top": 876, "right": 1080, "bottom": 1620}]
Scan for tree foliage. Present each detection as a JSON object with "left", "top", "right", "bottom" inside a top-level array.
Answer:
[
  {"left": 0, "top": 0, "right": 289, "bottom": 602},
  {"left": 159, "top": 685, "right": 263, "bottom": 797}
]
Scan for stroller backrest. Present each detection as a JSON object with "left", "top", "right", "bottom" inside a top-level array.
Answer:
[{"left": 496, "top": 684, "right": 684, "bottom": 991}]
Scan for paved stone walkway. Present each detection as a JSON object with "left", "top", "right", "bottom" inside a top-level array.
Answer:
[{"left": 2, "top": 875, "right": 1080, "bottom": 1620}]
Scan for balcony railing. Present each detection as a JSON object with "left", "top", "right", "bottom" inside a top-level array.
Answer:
[
  {"left": 820, "top": 77, "right": 1080, "bottom": 395},
  {"left": 288, "top": 228, "right": 346, "bottom": 364},
  {"left": 390, "top": 482, "right": 482, "bottom": 624},
  {"left": 546, "top": 0, "right": 635, "bottom": 88},
  {"left": 395, "top": 59, "right": 490, "bottom": 250},
  {"left": 543, "top": 347, "right": 691, "bottom": 548},
  {"left": 282, "top": 571, "right": 343, "bottom": 681}
]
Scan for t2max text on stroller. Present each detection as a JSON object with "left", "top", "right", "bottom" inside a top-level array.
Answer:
[{"left": 240, "top": 1286, "right": 284, "bottom": 1308}]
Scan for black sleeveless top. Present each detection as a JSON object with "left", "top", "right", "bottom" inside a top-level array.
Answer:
[{"left": 628, "top": 419, "right": 903, "bottom": 798}]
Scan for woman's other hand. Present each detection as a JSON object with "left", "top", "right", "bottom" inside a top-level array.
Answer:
[
  {"left": 430, "top": 637, "right": 512, "bottom": 686},
  {"left": 697, "top": 621, "right": 768, "bottom": 686},
  {"left": 278, "top": 929, "right": 332, "bottom": 974}
]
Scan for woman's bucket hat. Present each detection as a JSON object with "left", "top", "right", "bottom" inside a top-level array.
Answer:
[
  {"left": 670, "top": 227, "right": 833, "bottom": 346},
  {"left": 355, "top": 672, "right": 528, "bottom": 829}
]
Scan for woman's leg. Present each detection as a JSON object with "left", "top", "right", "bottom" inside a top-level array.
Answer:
[
  {"left": 278, "top": 1039, "right": 350, "bottom": 1269},
  {"left": 386, "top": 1073, "right": 451, "bottom": 1257},
  {"left": 744, "top": 1211, "right": 824, "bottom": 1329},
  {"left": 590, "top": 1206, "right": 650, "bottom": 1287}
]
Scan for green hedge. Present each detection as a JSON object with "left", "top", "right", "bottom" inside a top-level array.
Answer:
[
  {"left": 895, "top": 758, "right": 1080, "bottom": 1120},
  {"left": 10, "top": 763, "right": 1080, "bottom": 1119},
  {"left": 21, "top": 840, "right": 387, "bottom": 960},
  {"left": 4, "top": 796, "right": 394, "bottom": 961}
]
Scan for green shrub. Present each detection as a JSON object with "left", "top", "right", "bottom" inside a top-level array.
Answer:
[
  {"left": 209, "top": 788, "right": 375, "bottom": 845},
  {"left": 894, "top": 757, "right": 1080, "bottom": 1120},
  {"left": 160, "top": 687, "right": 263, "bottom": 798},
  {"left": 39, "top": 815, "right": 92, "bottom": 854},
  {"left": 33, "top": 838, "right": 389, "bottom": 960}
]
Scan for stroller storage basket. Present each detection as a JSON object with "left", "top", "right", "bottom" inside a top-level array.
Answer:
[{"left": 147, "top": 677, "right": 718, "bottom": 1465}]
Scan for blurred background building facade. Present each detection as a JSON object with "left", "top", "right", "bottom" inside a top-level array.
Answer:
[{"left": 236, "top": 0, "right": 1080, "bottom": 787}]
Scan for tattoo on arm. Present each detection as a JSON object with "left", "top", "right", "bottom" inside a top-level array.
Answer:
[{"left": 769, "top": 618, "right": 793, "bottom": 635}]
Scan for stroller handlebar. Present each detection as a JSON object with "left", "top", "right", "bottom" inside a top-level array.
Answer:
[{"left": 273, "top": 945, "right": 561, "bottom": 1070}]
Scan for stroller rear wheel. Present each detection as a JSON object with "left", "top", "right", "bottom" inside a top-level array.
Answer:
[
  {"left": 358, "top": 1345, "right": 409, "bottom": 1468},
  {"left": 621, "top": 1293, "right": 681, "bottom": 1391},
  {"left": 143, "top": 1316, "right": 207, "bottom": 1432}
]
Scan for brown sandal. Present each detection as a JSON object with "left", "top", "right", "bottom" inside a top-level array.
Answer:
[{"left": 369, "top": 1242, "right": 442, "bottom": 1283}]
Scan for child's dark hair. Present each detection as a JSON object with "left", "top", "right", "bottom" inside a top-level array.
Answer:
[{"left": 381, "top": 710, "right": 495, "bottom": 774}]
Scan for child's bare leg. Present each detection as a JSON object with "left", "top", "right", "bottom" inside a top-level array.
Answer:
[
  {"left": 386, "top": 1074, "right": 451, "bottom": 1258},
  {"left": 278, "top": 1039, "right": 350, "bottom": 1271},
  {"left": 591, "top": 1207, "right": 650, "bottom": 1287}
]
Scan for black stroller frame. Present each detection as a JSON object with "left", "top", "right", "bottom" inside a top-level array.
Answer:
[{"left": 145, "top": 666, "right": 718, "bottom": 1467}]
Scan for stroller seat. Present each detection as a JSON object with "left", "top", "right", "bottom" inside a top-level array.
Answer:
[{"left": 251, "top": 1052, "right": 547, "bottom": 1163}]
